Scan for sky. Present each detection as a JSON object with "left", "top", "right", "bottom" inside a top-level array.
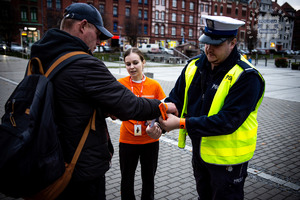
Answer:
[{"left": 276, "top": 0, "right": 300, "bottom": 11}]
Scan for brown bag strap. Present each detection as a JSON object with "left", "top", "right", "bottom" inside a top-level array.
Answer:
[
  {"left": 70, "top": 110, "right": 96, "bottom": 165},
  {"left": 45, "top": 51, "right": 88, "bottom": 78},
  {"left": 27, "top": 51, "right": 88, "bottom": 77},
  {"left": 27, "top": 57, "right": 44, "bottom": 76}
]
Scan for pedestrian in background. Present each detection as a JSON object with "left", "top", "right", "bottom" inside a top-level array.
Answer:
[
  {"left": 29, "top": 3, "right": 176, "bottom": 199},
  {"left": 155, "top": 15, "right": 265, "bottom": 199},
  {"left": 248, "top": 56, "right": 252, "bottom": 63},
  {"left": 118, "top": 47, "right": 166, "bottom": 200}
]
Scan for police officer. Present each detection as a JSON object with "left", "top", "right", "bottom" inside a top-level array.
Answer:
[{"left": 159, "top": 15, "right": 265, "bottom": 199}]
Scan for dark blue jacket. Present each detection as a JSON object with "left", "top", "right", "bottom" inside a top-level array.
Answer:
[{"left": 166, "top": 47, "right": 264, "bottom": 162}]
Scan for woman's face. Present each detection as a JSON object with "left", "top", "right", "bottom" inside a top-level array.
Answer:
[{"left": 124, "top": 52, "right": 145, "bottom": 81}]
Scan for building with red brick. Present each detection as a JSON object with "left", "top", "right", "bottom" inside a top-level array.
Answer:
[{"left": 0, "top": 0, "right": 298, "bottom": 53}]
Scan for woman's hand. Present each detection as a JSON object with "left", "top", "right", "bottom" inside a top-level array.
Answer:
[{"left": 146, "top": 122, "right": 162, "bottom": 139}]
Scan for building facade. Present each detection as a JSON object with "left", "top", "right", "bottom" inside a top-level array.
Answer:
[{"left": 1, "top": 0, "right": 298, "bottom": 53}]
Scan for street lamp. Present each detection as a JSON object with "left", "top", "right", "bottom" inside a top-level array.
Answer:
[
  {"left": 118, "top": 26, "right": 123, "bottom": 57},
  {"left": 118, "top": 26, "right": 123, "bottom": 74}
]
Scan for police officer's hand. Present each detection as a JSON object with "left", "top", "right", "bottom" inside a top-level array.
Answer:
[
  {"left": 146, "top": 122, "right": 162, "bottom": 139},
  {"left": 165, "top": 102, "right": 179, "bottom": 116},
  {"left": 159, "top": 114, "right": 180, "bottom": 132}
]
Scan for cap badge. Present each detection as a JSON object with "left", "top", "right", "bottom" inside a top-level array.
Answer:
[{"left": 206, "top": 19, "right": 214, "bottom": 30}]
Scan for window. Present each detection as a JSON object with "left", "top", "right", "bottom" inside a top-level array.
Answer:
[
  {"left": 189, "top": 15, "right": 193, "bottom": 24},
  {"left": 113, "top": 6, "right": 118, "bottom": 17},
  {"left": 155, "top": 11, "right": 159, "bottom": 19},
  {"left": 220, "top": 6, "right": 223, "bottom": 15},
  {"left": 155, "top": 25, "right": 159, "bottom": 34},
  {"left": 125, "top": 8, "right": 130, "bottom": 17},
  {"left": 190, "top": 2, "right": 194, "bottom": 10},
  {"left": 200, "top": 19, "right": 204, "bottom": 25},
  {"left": 161, "top": 12, "right": 165, "bottom": 20},
  {"left": 99, "top": 4, "right": 105, "bottom": 14},
  {"left": 139, "top": 10, "right": 142, "bottom": 19},
  {"left": 145, "top": 0, "right": 148, "bottom": 4},
  {"left": 201, "top": 4, "right": 204, "bottom": 12},
  {"left": 242, "top": 7, "right": 246, "bottom": 16},
  {"left": 182, "top": 1, "right": 185, "bottom": 9},
  {"left": 30, "top": 7, "right": 37, "bottom": 21},
  {"left": 162, "top": 0, "right": 165, "bottom": 6},
  {"left": 156, "top": 0, "right": 159, "bottom": 5},
  {"left": 172, "top": 0, "right": 177, "bottom": 7},
  {"left": 240, "top": 31, "right": 245, "bottom": 40},
  {"left": 47, "top": 0, "right": 52, "bottom": 8},
  {"left": 138, "top": 24, "right": 142, "bottom": 34},
  {"left": 161, "top": 26, "right": 165, "bottom": 35},
  {"left": 214, "top": 5, "right": 217, "bottom": 15},
  {"left": 181, "top": 14, "right": 184, "bottom": 23},
  {"left": 181, "top": 27, "right": 184, "bottom": 36},
  {"left": 144, "top": 10, "right": 148, "bottom": 19},
  {"left": 172, "top": 13, "right": 176, "bottom": 21},
  {"left": 113, "top": 22, "right": 118, "bottom": 32},
  {"left": 189, "top": 28, "right": 193, "bottom": 37},
  {"left": 139, "top": 0, "right": 142, "bottom": 3},
  {"left": 252, "top": 2, "right": 256, "bottom": 8},
  {"left": 227, "top": 5, "right": 231, "bottom": 14},
  {"left": 144, "top": 25, "right": 148, "bottom": 35},
  {"left": 205, "top": 5, "right": 208, "bottom": 12},
  {"left": 21, "top": 7, "right": 27, "bottom": 21},
  {"left": 172, "top": 27, "right": 176, "bottom": 35},
  {"left": 235, "top": 8, "right": 238, "bottom": 16},
  {"left": 56, "top": 0, "right": 61, "bottom": 9}
]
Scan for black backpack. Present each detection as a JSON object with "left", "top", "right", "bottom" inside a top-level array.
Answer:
[{"left": 0, "top": 51, "right": 89, "bottom": 198}]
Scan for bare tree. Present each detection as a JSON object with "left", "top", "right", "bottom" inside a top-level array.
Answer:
[
  {"left": 247, "top": 27, "right": 258, "bottom": 53},
  {"left": 0, "top": 2, "right": 18, "bottom": 44},
  {"left": 124, "top": 15, "right": 140, "bottom": 47}
]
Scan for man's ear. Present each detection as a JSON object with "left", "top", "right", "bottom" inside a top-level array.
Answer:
[{"left": 79, "top": 19, "right": 88, "bottom": 33}]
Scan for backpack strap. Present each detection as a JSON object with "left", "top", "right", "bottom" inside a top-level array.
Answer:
[
  {"left": 45, "top": 51, "right": 90, "bottom": 79},
  {"left": 70, "top": 110, "right": 96, "bottom": 166}
]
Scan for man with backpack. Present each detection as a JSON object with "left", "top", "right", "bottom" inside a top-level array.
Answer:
[{"left": 27, "top": 3, "right": 176, "bottom": 199}]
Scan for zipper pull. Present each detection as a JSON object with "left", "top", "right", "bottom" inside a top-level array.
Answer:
[{"left": 10, "top": 99, "right": 16, "bottom": 127}]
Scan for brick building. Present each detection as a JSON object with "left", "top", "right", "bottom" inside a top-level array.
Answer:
[{"left": 0, "top": 0, "right": 298, "bottom": 53}]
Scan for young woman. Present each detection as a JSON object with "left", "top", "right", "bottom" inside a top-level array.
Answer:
[{"left": 118, "top": 47, "right": 166, "bottom": 200}]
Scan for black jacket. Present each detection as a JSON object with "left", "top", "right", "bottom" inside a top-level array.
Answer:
[
  {"left": 31, "top": 29, "right": 161, "bottom": 181},
  {"left": 166, "top": 47, "right": 264, "bottom": 163}
]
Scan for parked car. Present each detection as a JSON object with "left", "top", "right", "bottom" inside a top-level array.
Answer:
[
  {"left": 93, "top": 46, "right": 113, "bottom": 53},
  {"left": 160, "top": 47, "right": 174, "bottom": 55},
  {"left": 10, "top": 43, "right": 24, "bottom": 52},
  {"left": 239, "top": 49, "right": 250, "bottom": 55},
  {"left": 138, "top": 43, "right": 159, "bottom": 53},
  {"left": 0, "top": 43, "right": 7, "bottom": 52}
]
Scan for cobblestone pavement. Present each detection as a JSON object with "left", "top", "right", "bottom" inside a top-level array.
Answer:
[{"left": 0, "top": 55, "right": 300, "bottom": 199}]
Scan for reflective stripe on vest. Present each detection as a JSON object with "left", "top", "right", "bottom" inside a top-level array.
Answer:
[
  {"left": 178, "top": 59, "right": 199, "bottom": 148},
  {"left": 183, "top": 56, "right": 265, "bottom": 165}
]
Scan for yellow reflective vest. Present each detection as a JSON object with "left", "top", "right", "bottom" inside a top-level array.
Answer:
[{"left": 179, "top": 56, "right": 265, "bottom": 165}]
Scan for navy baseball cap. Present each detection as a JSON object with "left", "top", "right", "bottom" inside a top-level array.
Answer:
[
  {"left": 199, "top": 15, "right": 245, "bottom": 45},
  {"left": 64, "top": 3, "right": 113, "bottom": 40}
]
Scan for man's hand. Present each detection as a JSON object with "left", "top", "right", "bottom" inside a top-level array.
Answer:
[
  {"left": 159, "top": 114, "right": 180, "bottom": 132},
  {"left": 146, "top": 122, "right": 162, "bottom": 139},
  {"left": 165, "top": 103, "right": 179, "bottom": 116}
]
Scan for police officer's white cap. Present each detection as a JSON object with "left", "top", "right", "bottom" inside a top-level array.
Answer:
[{"left": 199, "top": 15, "right": 245, "bottom": 45}]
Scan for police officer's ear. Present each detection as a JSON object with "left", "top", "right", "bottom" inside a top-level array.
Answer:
[{"left": 229, "top": 38, "right": 237, "bottom": 50}]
